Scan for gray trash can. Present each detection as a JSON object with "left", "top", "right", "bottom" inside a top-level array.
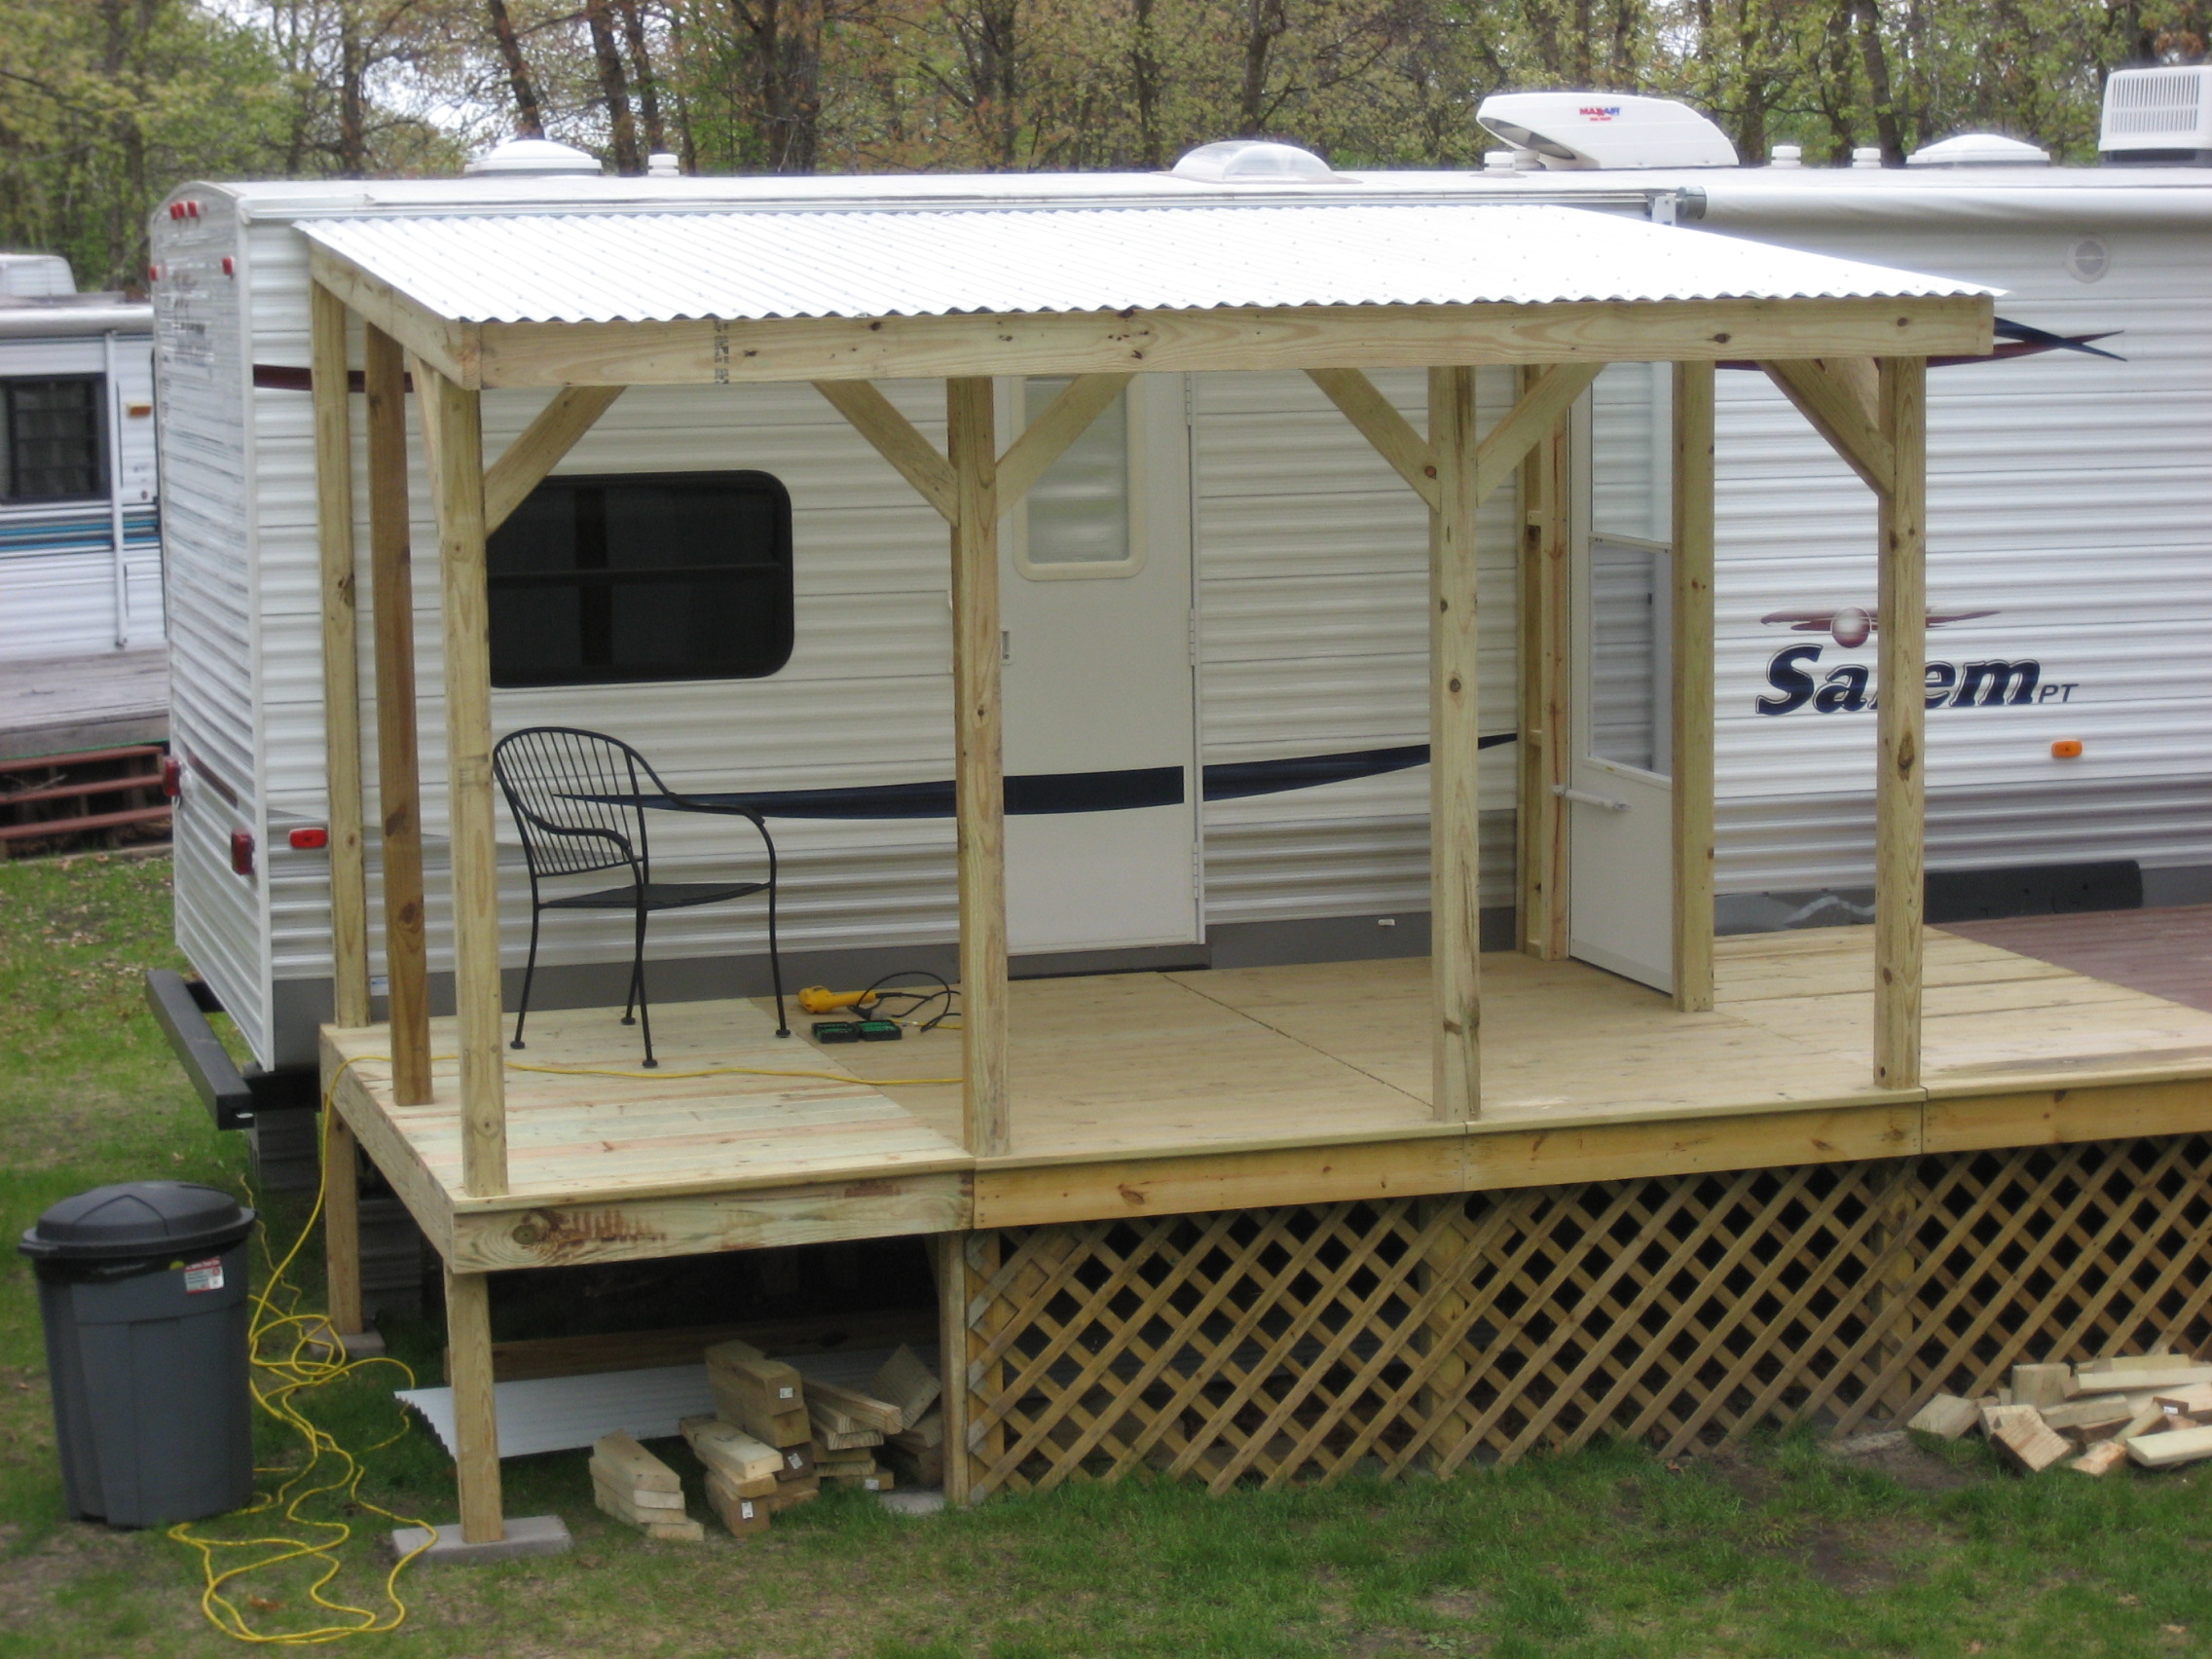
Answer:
[{"left": 18, "top": 1181, "right": 257, "bottom": 1528}]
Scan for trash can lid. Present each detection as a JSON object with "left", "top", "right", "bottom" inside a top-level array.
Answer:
[{"left": 18, "top": 1181, "right": 257, "bottom": 1262}]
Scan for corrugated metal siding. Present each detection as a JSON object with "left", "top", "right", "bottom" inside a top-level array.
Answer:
[
  {"left": 1709, "top": 222, "right": 2212, "bottom": 892},
  {"left": 298, "top": 203, "right": 1987, "bottom": 327},
  {"left": 154, "top": 196, "right": 267, "bottom": 1059}
]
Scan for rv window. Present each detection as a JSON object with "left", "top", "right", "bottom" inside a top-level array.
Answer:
[
  {"left": 487, "top": 470, "right": 793, "bottom": 687},
  {"left": 0, "top": 378, "right": 105, "bottom": 501},
  {"left": 1014, "top": 377, "right": 1143, "bottom": 578}
]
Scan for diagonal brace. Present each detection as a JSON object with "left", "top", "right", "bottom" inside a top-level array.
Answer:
[{"left": 1760, "top": 357, "right": 1895, "bottom": 497}]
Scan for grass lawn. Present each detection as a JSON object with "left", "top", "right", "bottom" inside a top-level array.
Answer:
[{"left": 5, "top": 852, "right": 2212, "bottom": 1657}]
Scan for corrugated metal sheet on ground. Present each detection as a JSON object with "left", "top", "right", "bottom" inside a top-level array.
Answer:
[{"left": 299, "top": 203, "right": 1990, "bottom": 325}]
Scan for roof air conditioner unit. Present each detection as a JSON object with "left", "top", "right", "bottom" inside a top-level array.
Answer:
[
  {"left": 1475, "top": 92, "right": 1739, "bottom": 170},
  {"left": 2100, "top": 65, "right": 2212, "bottom": 166}
]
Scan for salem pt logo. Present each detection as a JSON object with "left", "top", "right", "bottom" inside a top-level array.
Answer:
[{"left": 1754, "top": 606, "right": 2079, "bottom": 715}]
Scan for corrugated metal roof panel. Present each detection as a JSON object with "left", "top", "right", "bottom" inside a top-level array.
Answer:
[{"left": 300, "top": 203, "right": 1991, "bottom": 326}]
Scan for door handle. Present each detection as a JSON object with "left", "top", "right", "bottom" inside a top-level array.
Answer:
[{"left": 1553, "top": 785, "right": 1629, "bottom": 812}]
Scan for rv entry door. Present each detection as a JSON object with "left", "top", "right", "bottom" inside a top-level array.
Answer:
[
  {"left": 996, "top": 375, "right": 1200, "bottom": 955},
  {"left": 1566, "top": 368, "right": 1675, "bottom": 993}
]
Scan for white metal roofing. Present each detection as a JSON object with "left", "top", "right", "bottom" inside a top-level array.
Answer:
[{"left": 300, "top": 201, "right": 1989, "bottom": 325}]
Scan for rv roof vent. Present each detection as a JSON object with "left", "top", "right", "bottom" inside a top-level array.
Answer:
[
  {"left": 1908, "top": 132, "right": 2050, "bottom": 166},
  {"left": 463, "top": 135, "right": 606, "bottom": 177},
  {"left": 1170, "top": 140, "right": 1334, "bottom": 182},
  {"left": 2100, "top": 65, "right": 2212, "bottom": 164},
  {"left": 0, "top": 254, "right": 76, "bottom": 298},
  {"left": 1475, "top": 92, "right": 1738, "bottom": 170}
]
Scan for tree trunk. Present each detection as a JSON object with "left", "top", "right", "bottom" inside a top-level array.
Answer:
[
  {"left": 1238, "top": 0, "right": 1286, "bottom": 133},
  {"left": 585, "top": 0, "right": 643, "bottom": 172},
  {"left": 1130, "top": 0, "right": 1162, "bottom": 169},
  {"left": 338, "top": 3, "right": 369, "bottom": 176},
  {"left": 616, "top": 0, "right": 667, "bottom": 156},
  {"left": 1850, "top": 0, "right": 1905, "bottom": 165},
  {"left": 486, "top": 0, "right": 546, "bottom": 138}
]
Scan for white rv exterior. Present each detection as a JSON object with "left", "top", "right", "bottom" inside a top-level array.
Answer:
[
  {"left": 147, "top": 146, "right": 2212, "bottom": 1071},
  {"left": 0, "top": 255, "right": 161, "bottom": 661}
]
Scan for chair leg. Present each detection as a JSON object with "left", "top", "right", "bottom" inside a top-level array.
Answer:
[
  {"left": 765, "top": 880, "right": 790, "bottom": 1038},
  {"left": 631, "top": 901, "right": 656, "bottom": 1068},
  {"left": 511, "top": 906, "right": 543, "bottom": 1051}
]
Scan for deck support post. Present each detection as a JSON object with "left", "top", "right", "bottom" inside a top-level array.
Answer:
[
  {"left": 311, "top": 285, "right": 371, "bottom": 1030},
  {"left": 947, "top": 377, "right": 1010, "bottom": 1158},
  {"left": 934, "top": 1232, "right": 976, "bottom": 1504},
  {"left": 1671, "top": 360, "right": 1716, "bottom": 1013},
  {"left": 416, "top": 358, "right": 508, "bottom": 1197},
  {"left": 1429, "top": 366, "right": 1482, "bottom": 1122},
  {"left": 364, "top": 325, "right": 432, "bottom": 1104},
  {"left": 1873, "top": 357, "right": 1927, "bottom": 1088},
  {"left": 1516, "top": 365, "right": 1571, "bottom": 962},
  {"left": 323, "top": 1112, "right": 365, "bottom": 1336},
  {"left": 443, "top": 1265, "right": 503, "bottom": 1544}
]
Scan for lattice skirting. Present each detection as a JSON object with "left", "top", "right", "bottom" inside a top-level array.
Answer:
[{"left": 950, "top": 1132, "right": 2212, "bottom": 1496}]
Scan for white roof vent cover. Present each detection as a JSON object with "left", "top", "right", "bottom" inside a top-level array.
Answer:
[
  {"left": 1907, "top": 132, "right": 2050, "bottom": 166},
  {"left": 463, "top": 136, "right": 605, "bottom": 177},
  {"left": 1475, "top": 92, "right": 1739, "bottom": 170},
  {"left": 1171, "top": 140, "right": 1334, "bottom": 183},
  {"left": 2101, "top": 65, "right": 2212, "bottom": 156},
  {"left": 0, "top": 254, "right": 76, "bottom": 298}
]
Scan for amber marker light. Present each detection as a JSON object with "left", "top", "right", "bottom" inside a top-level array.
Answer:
[{"left": 2052, "top": 739, "right": 2083, "bottom": 759}]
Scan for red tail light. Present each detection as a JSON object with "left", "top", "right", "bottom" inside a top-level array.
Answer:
[
  {"left": 288, "top": 826, "right": 329, "bottom": 850},
  {"left": 230, "top": 830, "right": 256, "bottom": 876},
  {"left": 160, "top": 756, "right": 183, "bottom": 799}
]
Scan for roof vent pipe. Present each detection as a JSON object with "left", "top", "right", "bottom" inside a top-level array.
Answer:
[
  {"left": 463, "top": 135, "right": 606, "bottom": 177},
  {"left": 646, "top": 152, "right": 682, "bottom": 177}
]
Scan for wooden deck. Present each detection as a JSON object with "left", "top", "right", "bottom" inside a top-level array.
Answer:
[
  {"left": 0, "top": 647, "right": 166, "bottom": 761},
  {"left": 324, "top": 919, "right": 2212, "bottom": 1272}
]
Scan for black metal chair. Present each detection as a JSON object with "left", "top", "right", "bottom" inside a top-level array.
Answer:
[{"left": 492, "top": 726, "right": 789, "bottom": 1067}]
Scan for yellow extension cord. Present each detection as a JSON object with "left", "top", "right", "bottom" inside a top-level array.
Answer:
[{"left": 166, "top": 1042, "right": 965, "bottom": 1643}]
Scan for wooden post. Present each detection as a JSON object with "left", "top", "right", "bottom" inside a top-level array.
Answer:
[
  {"left": 1429, "top": 366, "right": 1481, "bottom": 1123},
  {"left": 1874, "top": 357, "right": 1927, "bottom": 1088},
  {"left": 1671, "top": 360, "right": 1716, "bottom": 1013},
  {"left": 323, "top": 1112, "right": 365, "bottom": 1336},
  {"left": 1515, "top": 367, "right": 1571, "bottom": 962},
  {"left": 416, "top": 359, "right": 508, "bottom": 1197},
  {"left": 935, "top": 1232, "right": 974, "bottom": 1504},
  {"left": 311, "top": 286, "right": 371, "bottom": 1030},
  {"left": 444, "top": 1265, "right": 504, "bottom": 1543},
  {"left": 946, "top": 377, "right": 1010, "bottom": 1158},
  {"left": 363, "top": 325, "right": 431, "bottom": 1104}
]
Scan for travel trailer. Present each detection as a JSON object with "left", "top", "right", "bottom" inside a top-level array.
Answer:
[
  {"left": 148, "top": 69, "right": 2212, "bottom": 1097},
  {"left": 0, "top": 254, "right": 160, "bottom": 662}
]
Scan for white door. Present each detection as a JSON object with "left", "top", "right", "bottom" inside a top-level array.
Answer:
[
  {"left": 998, "top": 374, "right": 1200, "bottom": 954},
  {"left": 1567, "top": 366, "right": 1676, "bottom": 992}
]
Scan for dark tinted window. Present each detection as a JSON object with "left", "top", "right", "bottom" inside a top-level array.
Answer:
[
  {"left": 487, "top": 471, "right": 793, "bottom": 687},
  {"left": 0, "top": 378, "right": 104, "bottom": 500}
]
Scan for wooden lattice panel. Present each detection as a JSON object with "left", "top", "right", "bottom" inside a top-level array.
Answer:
[{"left": 953, "top": 1133, "right": 2212, "bottom": 1495}]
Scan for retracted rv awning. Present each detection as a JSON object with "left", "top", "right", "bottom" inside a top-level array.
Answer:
[{"left": 297, "top": 201, "right": 1996, "bottom": 388}]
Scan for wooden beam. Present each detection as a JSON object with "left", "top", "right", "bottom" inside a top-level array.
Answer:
[
  {"left": 1515, "top": 365, "right": 1571, "bottom": 961},
  {"left": 309, "top": 243, "right": 476, "bottom": 389},
  {"left": 1473, "top": 361, "right": 1604, "bottom": 506},
  {"left": 445, "top": 1265, "right": 504, "bottom": 1543},
  {"left": 470, "top": 296, "right": 1997, "bottom": 388},
  {"left": 1671, "top": 360, "right": 1716, "bottom": 1013},
  {"left": 812, "top": 381, "right": 957, "bottom": 523},
  {"left": 1429, "top": 365, "right": 1482, "bottom": 1124},
  {"left": 995, "top": 373, "right": 1134, "bottom": 509},
  {"left": 935, "top": 1233, "right": 974, "bottom": 1506},
  {"left": 415, "top": 356, "right": 509, "bottom": 1198},
  {"left": 947, "top": 377, "right": 1010, "bottom": 1158},
  {"left": 1305, "top": 368, "right": 1438, "bottom": 509},
  {"left": 363, "top": 325, "right": 432, "bottom": 1106},
  {"left": 311, "top": 284, "right": 370, "bottom": 1030},
  {"left": 324, "top": 1113, "right": 365, "bottom": 1336},
  {"left": 1874, "top": 357, "right": 1927, "bottom": 1088},
  {"left": 1760, "top": 358, "right": 1896, "bottom": 497},
  {"left": 482, "top": 387, "right": 624, "bottom": 534}
]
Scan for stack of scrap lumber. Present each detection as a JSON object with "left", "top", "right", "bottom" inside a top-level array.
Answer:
[
  {"left": 591, "top": 1431, "right": 705, "bottom": 1541},
  {"left": 877, "top": 1346, "right": 946, "bottom": 1490},
  {"left": 699, "top": 1340, "right": 946, "bottom": 1516},
  {"left": 1904, "top": 1351, "right": 2212, "bottom": 1476}
]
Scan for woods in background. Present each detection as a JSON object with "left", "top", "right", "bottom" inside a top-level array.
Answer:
[{"left": 4, "top": 0, "right": 2209, "bottom": 290}]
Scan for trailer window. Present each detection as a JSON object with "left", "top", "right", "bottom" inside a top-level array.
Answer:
[
  {"left": 487, "top": 470, "right": 793, "bottom": 687},
  {"left": 0, "top": 378, "right": 105, "bottom": 501},
  {"left": 1014, "top": 376, "right": 1144, "bottom": 579}
]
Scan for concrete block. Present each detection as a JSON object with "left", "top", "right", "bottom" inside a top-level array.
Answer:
[
  {"left": 390, "top": 1514, "right": 571, "bottom": 1566},
  {"left": 878, "top": 1490, "right": 946, "bottom": 1517}
]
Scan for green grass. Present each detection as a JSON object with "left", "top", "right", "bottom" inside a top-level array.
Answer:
[{"left": 6, "top": 853, "right": 2212, "bottom": 1656}]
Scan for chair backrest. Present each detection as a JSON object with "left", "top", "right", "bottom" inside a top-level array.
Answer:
[{"left": 492, "top": 727, "right": 660, "bottom": 882}]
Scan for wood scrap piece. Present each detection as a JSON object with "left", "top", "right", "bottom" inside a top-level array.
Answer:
[
  {"left": 763, "top": 1475, "right": 820, "bottom": 1513},
  {"left": 594, "top": 1480, "right": 703, "bottom": 1539},
  {"left": 590, "top": 1430, "right": 682, "bottom": 1493},
  {"left": 815, "top": 1441, "right": 879, "bottom": 1466},
  {"left": 2079, "top": 1351, "right": 2182, "bottom": 1375},
  {"left": 1981, "top": 1403, "right": 2040, "bottom": 1438},
  {"left": 704, "top": 1469, "right": 773, "bottom": 1537},
  {"left": 2070, "top": 1439, "right": 2130, "bottom": 1476},
  {"left": 2120, "top": 1401, "right": 2173, "bottom": 1442},
  {"left": 870, "top": 1346, "right": 942, "bottom": 1426},
  {"left": 2067, "top": 1363, "right": 2212, "bottom": 1397},
  {"left": 642, "top": 1517, "right": 706, "bottom": 1542},
  {"left": 2127, "top": 1424, "right": 2212, "bottom": 1469},
  {"left": 2151, "top": 1382, "right": 2212, "bottom": 1418},
  {"left": 706, "top": 1340, "right": 811, "bottom": 1447},
  {"left": 776, "top": 1445, "right": 816, "bottom": 1481},
  {"left": 819, "top": 1457, "right": 882, "bottom": 1488},
  {"left": 890, "top": 1410, "right": 944, "bottom": 1452},
  {"left": 883, "top": 1439, "right": 944, "bottom": 1490},
  {"left": 1990, "top": 1409, "right": 2072, "bottom": 1474},
  {"left": 679, "top": 1415, "right": 783, "bottom": 1484},
  {"left": 592, "top": 1472, "right": 684, "bottom": 1513},
  {"left": 2042, "top": 1397, "right": 2137, "bottom": 1435},
  {"left": 807, "top": 1378, "right": 905, "bottom": 1435},
  {"left": 814, "top": 1422, "right": 885, "bottom": 1452},
  {"left": 1906, "top": 1394, "right": 1979, "bottom": 1440},
  {"left": 2012, "top": 1363, "right": 2071, "bottom": 1410}
]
